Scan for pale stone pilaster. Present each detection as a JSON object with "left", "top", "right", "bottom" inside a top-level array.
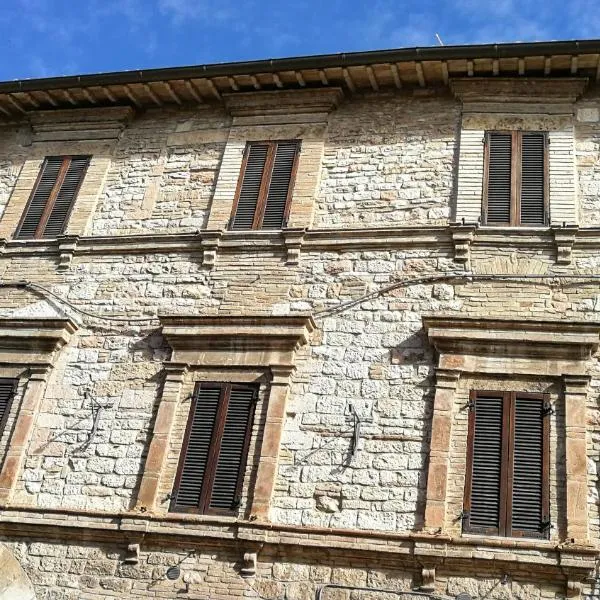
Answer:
[
  {"left": 250, "top": 365, "right": 294, "bottom": 519},
  {"left": 0, "top": 365, "right": 51, "bottom": 503},
  {"left": 135, "top": 363, "right": 188, "bottom": 512},
  {"left": 424, "top": 369, "right": 460, "bottom": 530},
  {"left": 563, "top": 375, "right": 590, "bottom": 543}
]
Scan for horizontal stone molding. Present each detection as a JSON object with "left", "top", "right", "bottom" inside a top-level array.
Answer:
[
  {"left": 0, "top": 505, "right": 594, "bottom": 580},
  {"left": 5, "top": 225, "right": 600, "bottom": 264}
]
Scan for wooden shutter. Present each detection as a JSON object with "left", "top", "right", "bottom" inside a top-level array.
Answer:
[
  {"left": 463, "top": 391, "right": 505, "bottom": 535},
  {"left": 231, "top": 144, "right": 269, "bottom": 230},
  {"left": 463, "top": 390, "right": 549, "bottom": 539},
  {"left": 483, "top": 131, "right": 547, "bottom": 226},
  {"left": 520, "top": 133, "right": 546, "bottom": 225},
  {"left": 171, "top": 382, "right": 257, "bottom": 515},
  {"left": 509, "top": 394, "right": 550, "bottom": 538},
  {"left": 16, "top": 156, "right": 90, "bottom": 239},
  {"left": 485, "top": 133, "right": 512, "bottom": 224},
  {"left": 0, "top": 379, "right": 17, "bottom": 434},
  {"left": 261, "top": 142, "right": 298, "bottom": 229},
  {"left": 230, "top": 140, "right": 299, "bottom": 230}
]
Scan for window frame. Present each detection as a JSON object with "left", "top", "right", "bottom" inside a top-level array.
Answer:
[
  {"left": 15, "top": 155, "right": 90, "bottom": 240},
  {"left": 229, "top": 139, "right": 300, "bottom": 230},
  {"left": 0, "top": 378, "right": 18, "bottom": 435},
  {"left": 170, "top": 381, "right": 257, "bottom": 516},
  {"left": 481, "top": 130, "right": 549, "bottom": 227},
  {"left": 463, "top": 389, "right": 550, "bottom": 539}
]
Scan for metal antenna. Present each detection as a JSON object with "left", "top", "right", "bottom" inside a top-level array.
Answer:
[{"left": 435, "top": 33, "right": 444, "bottom": 46}]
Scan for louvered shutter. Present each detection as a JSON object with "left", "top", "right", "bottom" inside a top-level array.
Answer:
[
  {"left": 209, "top": 385, "right": 256, "bottom": 511},
  {"left": 16, "top": 156, "right": 89, "bottom": 240},
  {"left": 0, "top": 379, "right": 17, "bottom": 433},
  {"left": 485, "top": 133, "right": 512, "bottom": 224},
  {"left": 261, "top": 142, "right": 298, "bottom": 229},
  {"left": 510, "top": 395, "right": 548, "bottom": 538},
  {"left": 171, "top": 383, "right": 256, "bottom": 515},
  {"left": 520, "top": 133, "right": 546, "bottom": 225},
  {"left": 465, "top": 393, "right": 504, "bottom": 535},
  {"left": 16, "top": 157, "right": 64, "bottom": 239},
  {"left": 231, "top": 144, "right": 269, "bottom": 230},
  {"left": 43, "top": 156, "right": 89, "bottom": 237},
  {"left": 171, "top": 385, "right": 221, "bottom": 511}
]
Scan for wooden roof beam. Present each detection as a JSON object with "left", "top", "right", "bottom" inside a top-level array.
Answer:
[
  {"left": 249, "top": 75, "right": 260, "bottom": 90},
  {"left": 319, "top": 69, "right": 328, "bottom": 85},
  {"left": 102, "top": 86, "right": 117, "bottom": 103},
  {"left": 390, "top": 63, "right": 402, "bottom": 88},
  {"left": 227, "top": 76, "right": 239, "bottom": 91},
  {"left": 143, "top": 83, "right": 163, "bottom": 106},
  {"left": 273, "top": 73, "right": 283, "bottom": 88},
  {"left": 467, "top": 60, "right": 474, "bottom": 77},
  {"left": 415, "top": 62, "right": 426, "bottom": 87},
  {"left": 40, "top": 90, "right": 58, "bottom": 107},
  {"left": 440, "top": 61, "right": 449, "bottom": 85},
  {"left": 124, "top": 84, "right": 142, "bottom": 107},
  {"left": 544, "top": 56, "right": 552, "bottom": 75},
  {"left": 21, "top": 92, "right": 39, "bottom": 109},
  {"left": 295, "top": 71, "right": 306, "bottom": 87},
  {"left": 164, "top": 81, "right": 183, "bottom": 105},
  {"left": 81, "top": 88, "right": 97, "bottom": 104},
  {"left": 342, "top": 68, "right": 356, "bottom": 93},
  {"left": 596, "top": 55, "right": 600, "bottom": 81},
  {"left": 184, "top": 80, "right": 203, "bottom": 103},
  {"left": 518, "top": 58, "right": 525, "bottom": 75},
  {"left": 366, "top": 66, "right": 379, "bottom": 91},
  {"left": 62, "top": 89, "right": 77, "bottom": 105},
  {"left": 0, "top": 101, "right": 12, "bottom": 117},
  {"left": 206, "top": 79, "right": 222, "bottom": 100},
  {"left": 6, "top": 95, "right": 25, "bottom": 113},
  {"left": 570, "top": 55, "right": 578, "bottom": 74},
  {"left": 492, "top": 59, "right": 499, "bottom": 76}
]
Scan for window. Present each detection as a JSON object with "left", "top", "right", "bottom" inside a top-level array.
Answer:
[
  {"left": 230, "top": 140, "right": 300, "bottom": 230},
  {"left": 16, "top": 156, "right": 90, "bottom": 239},
  {"left": 170, "top": 382, "right": 257, "bottom": 515},
  {"left": 0, "top": 379, "right": 17, "bottom": 434},
  {"left": 463, "top": 390, "right": 550, "bottom": 539},
  {"left": 482, "top": 131, "right": 547, "bottom": 226}
]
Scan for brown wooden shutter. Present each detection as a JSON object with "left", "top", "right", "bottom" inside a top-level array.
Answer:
[
  {"left": 16, "top": 156, "right": 90, "bottom": 239},
  {"left": 0, "top": 379, "right": 17, "bottom": 434},
  {"left": 208, "top": 385, "right": 256, "bottom": 511},
  {"left": 463, "top": 391, "right": 505, "bottom": 535},
  {"left": 261, "top": 142, "right": 299, "bottom": 229},
  {"left": 171, "top": 383, "right": 256, "bottom": 515},
  {"left": 231, "top": 144, "right": 269, "bottom": 230},
  {"left": 509, "top": 394, "right": 550, "bottom": 538},
  {"left": 519, "top": 133, "right": 546, "bottom": 225},
  {"left": 464, "top": 390, "right": 550, "bottom": 539},
  {"left": 485, "top": 133, "right": 512, "bottom": 224},
  {"left": 171, "top": 385, "right": 221, "bottom": 511},
  {"left": 230, "top": 140, "right": 299, "bottom": 230}
]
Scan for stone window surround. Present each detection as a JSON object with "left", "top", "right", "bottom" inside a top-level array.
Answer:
[
  {"left": 0, "top": 107, "right": 133, "bottom": 243},
  {"left": 422, "top": 315, "right": 599, "bottom": 545},
  {"left": 135, "top": 314, "right": 315, "bottom": 520},
  {"left": 0, "top": 317, "right": 77, "bottom": 504},
  {"left": 452, "top": 78, "right": 588, "bottom": 229},
  {"left": 205, "top": 88, "right": 343, "bottom": 233}
]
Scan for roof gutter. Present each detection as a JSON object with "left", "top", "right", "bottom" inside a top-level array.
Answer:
[{"left": 1, "top": 39, "right": 599, "bottom": 94}]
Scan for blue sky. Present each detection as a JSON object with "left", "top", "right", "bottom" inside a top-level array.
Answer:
[{"left": 0, "top": 0, "right": 598, "bottom": 81}]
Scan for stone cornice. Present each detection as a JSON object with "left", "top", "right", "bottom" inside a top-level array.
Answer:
[
  {"left": 450, "top": 77, "right": 589, "bottom": 103},
  {"left": 0, "top": 317, "right": 78, "bottom": 365},
  {"left": 0, "top": 506, "right": 593, "bottom": 579},
  {"left": 423, "top": 315, "right": 600, "bottom": 374},
  {"left": 159, "top": 314, "right": 315, "bottom": 367},
  {"left": 223, "top": 88, "right": 344, "bottom": 117}
]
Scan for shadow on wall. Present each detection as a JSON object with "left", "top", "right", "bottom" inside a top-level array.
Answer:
[{"left": 0, "top": 544, "right": 36, "bottom": 600}]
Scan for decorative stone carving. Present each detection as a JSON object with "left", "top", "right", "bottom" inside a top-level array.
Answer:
[
  {"left": 283, "top": 227, "right": 305, "bottom": 265},
  {"left": 450, "top": 223, "right": 477, "bottom": 267},
  {"left": 240, "top": 550, "right": 258, "bottom": 578},
  {"left": 552, "top": 224, "right": 578, "bottom": 265},
  {"left": 56, "top": 234, "right": 79, "bottom": 271},
  {"left": 419, "top": 565, "right": 436, "bottom": 592},
  {"left": 199, "top": 230, "right": 222, "bottom": 269}
]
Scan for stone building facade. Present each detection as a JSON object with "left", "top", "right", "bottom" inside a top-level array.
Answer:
[{"left": 0, "top": 40, "right": 596, "bottom": 599}]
